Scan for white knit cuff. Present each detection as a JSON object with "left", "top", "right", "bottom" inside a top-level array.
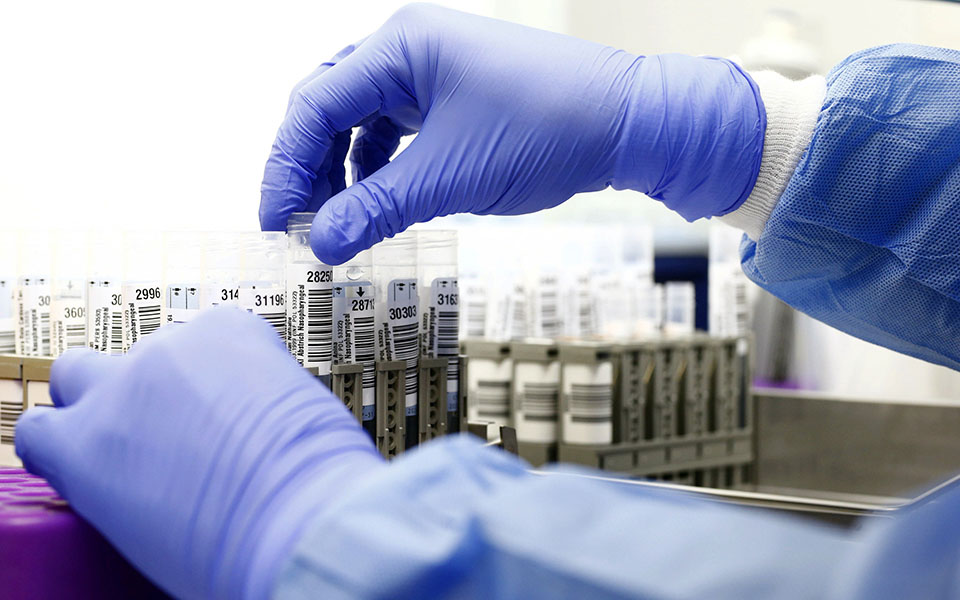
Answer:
[{"left": 719, "top": 71, "right": 826, "bottom": 240}]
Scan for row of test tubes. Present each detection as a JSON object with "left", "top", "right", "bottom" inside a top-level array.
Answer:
[{"left": 0, "top": 224, "right": 460, "bottom": 444}]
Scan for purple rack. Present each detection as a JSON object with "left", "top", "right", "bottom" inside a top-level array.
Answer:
[{"left": 0, "top": 467, "right": 167, "bottom": 599}]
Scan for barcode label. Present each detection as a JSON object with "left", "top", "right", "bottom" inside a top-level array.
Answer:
[
  {"left": 87, "top": 280, "right": 124, "bottom": 355},
  {"left": 476, "top": 380, "right": 510, "bottom": 419},
  {"left": 424, "top": 278, "right": 459, "bottom": 412},
  {"left": 461, "top": 280, "right": 487, "bottom": 338},
  {"left": 166, "top": 284, "right": 201, "bottom": 324},
  {"left": 521, "top": 382, "right": 558, "bottom": 421},
  {"left": 286, "top": 263, "right": 333, "bottom": 374},
  {"left": 122, "top": 283, "right": 163, "bottom": 351},
  {"left": 379, "top": 279, "right": 419, "bottom": 412},
  {"left": 50, "top": 292, "right": 86, "bottom": 358},
  {"left": 18, "top": 278, "right": 51, "bottom": 357},
  {"left": 565, "top": 273, "right": 596, "bottom": 337},
  {"left": 333, "top": 282, "right": 375, "bottom": 415},
  {"left": 200, "top": 285, "right": 240, "bottom": 308},
  {"left": 0, "top": 279, "right": 13, "bottom": 354},
  {"left": 1, "top": 395, "right": 21, "bottom": 445},
  {"left": 529, "top": 274, "right": 561, "bottom": 338},
  {"left": 569, "top": 383, "right": 612, "bottom": 423},
  {"left": 240, "top": 284, "right": 286, "bottom": 340},
  {"left": 0, "top": 279, "right": 12, "bottom": 320}
]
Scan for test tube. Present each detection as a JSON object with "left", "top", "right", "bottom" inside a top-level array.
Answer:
[
  {"left": 417, "top": 230, "right": 459, "bottom": 432},
  {"left": 121, "top": 231, "right": 164, "bottom": 352},
  {"left": 332, "top": 248, "right": 375, "bottom": 437},
  {"left": 50, "top": 231, "right": 89, "bottom": 357},
  {"left": 163, "top": 232, "right": 205, "bottom": 325},
  {"left": 286, "top": 214, "right": 334, "bottom": 386},
  {"left": 87, "top": 234, "right": 125, "bottom": 355},
  {"left": 0, "top": 232, "right": 17, "bottom": 354},
  {"left": 238, "top": 232, "right": 287, "bottom": 340},
  {"left": 664, "top": 281, "right": 695, "bottom": 337},
  {"left": 200, "top": 233, "right": 243, "bottom": 308},
  {"left": 16, "top": 231, "right": 53, "bottom": 357},
  {"left": 372, "top": 232, "right": 420, "bottom": 448}
]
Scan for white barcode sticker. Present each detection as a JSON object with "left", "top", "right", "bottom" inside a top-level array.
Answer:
[
  {"left": 166, "top": 284, "right": 201, "bottom": 324},
  {"left": 460, "top": 278, "right": 487, "bottom": 338},
  {"left": 333, "top": 281, "right": 375, "bottom": 415},
  {"left": 0, "top": 279, "right": 11, "bottom": 320},
  {"left": 240, "top": 285, "right": 286, "bottom": 340},
  {"left": 286, "top": 263, "right": 333, "bottom": 375},
  {"left": 50, "top": 293, "right": 86, "bottom": 358},
  {"left": 0, "top": 279, "right": 13, "bottom": 354},
  {"left": 378, "top": 279, "right": 419, "bottom": 413},
  {"left": 528, "top": 274, "right": 561, "bottom": 338},
  {"left": 18, "top": 278, "right": 51, "bottom": 357},
  {"left": 514, "top": 361, "right": 560, "bottom": 444},
  {"left": 87, "top": 281, "right": 124, "bottom": 355},
  {"left": 561, "top": 362, "right": 613, "bottom": 445},
  {"left": 424, "top": 278, "right": 459, "bottom": 412},
  {"left": 200, "top": 285, "right": 240, "bottom": 308},
  {"left": 122, "top": 283, "right": 163, "bottom": 351}
]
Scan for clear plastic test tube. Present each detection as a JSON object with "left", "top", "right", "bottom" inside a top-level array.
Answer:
[
  {"left": 417, "top": 230, "right": 459, "bottom": 433},
  {"left": 50, "top": 231, "right": 89, "bottom": 358},
  {"left": 16, "top": 231, "right": 53, "bottom": 357},
  {"left": 372, "top": 232, "right": 420, "bottom": 448},
  {"left": 238, "top": 232, "right": 287, "bottom": 340},
  {"left": 163, "top": 232, "right": 206, "bottom": 325},
  {"left": 121, "top": 231, "right": 164, "bottom": 352},
  {"left": 664, "top": 281, "right": 695, "bottom": 337},
  {"left": 200, "top": 233, "right": 243, "bottom": 309},
  {"left": 0, "top": 231, "right": 17, "bottom": 353},
  {"left": 87, "top": 233, "right": 125, "bottom": 355},
  {"left": 286, "top": 214, "right": 334, "bottom": 386},
  {"left": 332, "top": 247, "right": 375, "bottom": 437}
]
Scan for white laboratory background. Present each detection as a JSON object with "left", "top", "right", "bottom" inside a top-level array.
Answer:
[{"left": 2, "top": 0, "right": 959, "bottom": 400}]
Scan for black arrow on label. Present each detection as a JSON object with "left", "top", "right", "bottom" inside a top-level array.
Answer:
[
  {"left": 356, "top": 287, "right": 365, "bottom": 297},
  {"left": 334, "top": 287, "right": 343, "bottom": 294}
]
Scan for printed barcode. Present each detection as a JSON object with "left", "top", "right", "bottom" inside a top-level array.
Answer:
[
  {"left": 65, "top": 324, "right": 85, "bottom": 350},
  {"left": 137, "top": 305, "right": 162, "bottom": 337},
  {"left": 539, "top": 288, "right": 561, "bottom": 337},
  {"left": 437, "top": 309, "right": 459, "bottom": 383},
  {"left": 39, "top": 310, "right": 50, "bottom": 356},
  {"left": 569, "top": 383, "right": 612, "bottom": 423},
  {"left": 0, "top": 330, "right": 13, "bottom": 353},
  {"left": 0, "top": 400, "right": 21, "bottom": 444},
  {"left": 466, "top": 301, "right": 486, "bottom": 337},
  {"left": 476, "top": 380, "right": 510, "bottom": 418},
  {"left": 353, "top": 315, "right": 376, "bottom": 389},
  {"left": 260, "top": 311, "right": 286, "bottom": 340},
  {"left": 522, "top": 382, "right": 558, "bottom": 421},
  {"left": 391, "top": 321, "right": 419, "bottom": 396},
  {"left": 306, "top": 288, "right": 333, "bottom": 362},
  {"left": 110, "top": 311, "right": 124, "bottom": 355}
]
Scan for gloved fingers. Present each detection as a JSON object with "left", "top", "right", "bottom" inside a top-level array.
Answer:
[
  {"left": 49, "top": 347, "right": 121, "bottom": 407},
  {"left": 285, "top": 38, "right": 369, "bottom": 114},
  {"left": 350, "top": 116, "right": 406, "bottom": 183},
  {"left": 15, "top": 407, "right": 72, "bottom": 485},
  {"left": 310, "top": 140, "right": 437, "bottom": 264},
  {"left": 326, "top": 129, "right": 352, "bottom": 200},
  {"left": 260, "top": 41, "right": 412, "bottom": 232}
]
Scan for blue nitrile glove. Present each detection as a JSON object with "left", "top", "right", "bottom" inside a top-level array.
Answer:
[
  {"left": 14, "top": 307, "right": 384, "bottom": 600},
  {"left": 259, "top": 3, "right": 765, "bottom": 264}
]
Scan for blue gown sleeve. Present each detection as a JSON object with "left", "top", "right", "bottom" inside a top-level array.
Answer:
[
  {"left": 273, "top": 437, "right": 853, "bottom": 599},
  {"left": 740, "top": 44, "right": 960, "bottom": 370}
]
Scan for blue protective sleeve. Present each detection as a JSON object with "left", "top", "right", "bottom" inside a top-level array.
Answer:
[
  {"left": 740, "top": 44, "right": 960, "bottom": 370},
  {"left": 274, "top": 437, "right": 854, "bottom": 599}
]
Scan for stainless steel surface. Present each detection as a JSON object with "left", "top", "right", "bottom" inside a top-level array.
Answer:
[{"left": 755, "top": 389, "right": 960, "bottom": 498}]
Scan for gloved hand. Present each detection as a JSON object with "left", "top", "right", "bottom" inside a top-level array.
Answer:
[
  {"left": 260, "top": 3, "right": 765, "bottom": 264},
  {"left": 15, "top": 307, "right": 384, "bottom": 600}
]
